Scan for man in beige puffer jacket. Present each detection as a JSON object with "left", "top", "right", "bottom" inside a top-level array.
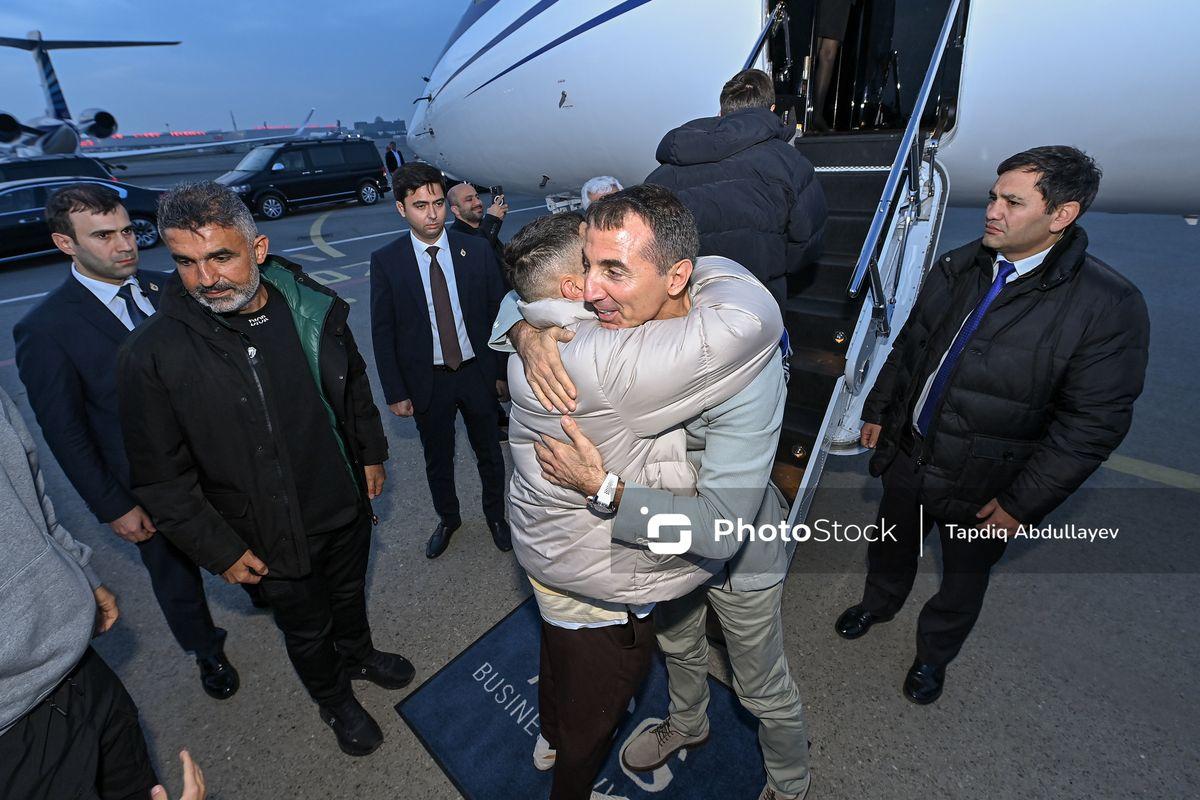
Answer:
[{"left": 490, "top": 187, "right": 783, "bottom": 800}]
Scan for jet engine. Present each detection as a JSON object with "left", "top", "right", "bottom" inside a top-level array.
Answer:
[{"left": 77, "top": 108, "right": 118, "bottom": 139}]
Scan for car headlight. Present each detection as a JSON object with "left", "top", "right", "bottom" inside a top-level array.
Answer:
[{"left": 230, "top": 184, "right": 250, "bottom": 194}]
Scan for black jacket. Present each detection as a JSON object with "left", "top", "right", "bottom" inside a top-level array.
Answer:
[
  {"left": 117, "top": 257, "right": 388, "bottom": 578},
  {"left": 14, "top": 270, "right": 170, "bottom": 523},
  {"left": 645, "top": 107, "right": 827, "bottom": 299},
  {"left": 862, "top": 227, "right": 1150, "bottom": 525},
  {"left": 451, "top": 214, "right": 506, "bottom": 271},
  {"left": 369, "top": 229, "right": 506, "bottom": 412},
  {"left": 384, "top": 149, "right": 404, "bottom": 172}
]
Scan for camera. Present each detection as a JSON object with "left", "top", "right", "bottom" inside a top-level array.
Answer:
[{"left": 489, "top": 185, "right": 504, "bottom": 197}]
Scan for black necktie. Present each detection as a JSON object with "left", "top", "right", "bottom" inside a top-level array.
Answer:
[
  {"left": 426, "top": 246, "right": 463, "bottom": 370},
  {"left": 117, "top": 283, "right": 149, "bottom": 328}
]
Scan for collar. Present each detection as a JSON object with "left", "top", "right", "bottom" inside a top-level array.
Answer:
[
  {"left": 72, "top": 264, "right": 138, "bottom": 303},
  {"left": 996, "top": 244, "right": 1054, "bottom": 279},
  {"left": 409, "top": 227, "right": 451, "bottom": 262}
]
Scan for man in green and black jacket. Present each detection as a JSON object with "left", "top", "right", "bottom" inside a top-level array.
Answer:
[{"left": 118, "top": 181, "right": 412, "bottom": 757}]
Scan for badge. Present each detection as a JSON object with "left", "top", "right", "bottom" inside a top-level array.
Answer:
[
  {"left": 149, "top": 282, "right": 159, "bottom": 291},
  {"left": 460, "top": 248, "right": 467, "bottom": 257}
]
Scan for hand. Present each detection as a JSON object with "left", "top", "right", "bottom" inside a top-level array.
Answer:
[
  {"left": 150, "top": 749, "right": 206, "bottom": 800},
  {"left": 363, "top": 464, "right": 386, "bottom": 499},
  {"left": 109, "top": 505, "right": 157, "bottom": 543},
  {"left": 533, "top": 416, "right": 606, "bottom": 496},
  {"left": 495, "top": 380, "right": 510, "bottom": 402},
  {"left": 93, "top": 585, "right": 119, "bottom": 636},
  {"left": 389, "top": 400, "right": 414, "bottom": 417},
  {"left": 221, "top": 550, "right": 268, "bottom": 585},
  {"left": 860, "top": 423, "right": 882, "bottom": 449},
  {"left": 509, "top": 321, "right": 577, "bottom": 413},
  {"left": 975, "top": 498, "right": 1021, "bottom": 535},
  {"left": 488, "top": 195, "right": 508, "bottom": 220}
]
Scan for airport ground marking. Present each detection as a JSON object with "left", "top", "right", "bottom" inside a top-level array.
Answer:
[
  {"left": 1103, "top": 453, "right": 1200, "bottom": 492},
  {"left": 290, "top": 253, "right": 325, "bottom": 263},
  {"left": 0, "top": 291, "right": 48, "bottom": 306},
  {"left": 309, "top": 213, "right": 347, "bottom": 258}
]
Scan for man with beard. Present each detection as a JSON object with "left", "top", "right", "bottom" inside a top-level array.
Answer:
[
  {"left": 118, "top": 181, "right": 413, "bottom": 756},
  {"left": 447, "top": 181, "right": 508, "bottom": 268},
  {"left": 13, "top": 183, "right": 239, "bottom": 701}
]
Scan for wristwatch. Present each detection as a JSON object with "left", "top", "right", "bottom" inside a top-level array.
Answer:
[{"left": 587, "top": 472, "right": 620, "bottom": 515}]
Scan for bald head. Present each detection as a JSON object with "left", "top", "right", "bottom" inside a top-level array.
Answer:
[{"left": 447, "top": 182, "right": 485, "bottom": 226}]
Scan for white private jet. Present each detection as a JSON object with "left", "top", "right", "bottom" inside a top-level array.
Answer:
[
  {"left": 412, "top": 0, "right": 1198, "bottom": 521},
  {"left": 0, "top": 31, "right": 314, "bottom": 161}
]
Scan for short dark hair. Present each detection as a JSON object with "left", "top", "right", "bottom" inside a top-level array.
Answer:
[
  {"left": 719, "top": 68, "right": 775, "bottom": 115},
  {"left": 157, "top": 180, "right": 258, "bottom": 244},
  {"left": 996, "top": 145, "right": 1102, "bottom": 216},
  {"left": 504, "top": 211, "right": 584, "bottom": 302},
  {"left": 585, "top": 184, "right": 699, "bottom": 275},
  {"left": 45, "top": 183, "right": 122, "bottom": 238},
  {"left": 393, "top": 162, "right": 446, "bottom": 202}
]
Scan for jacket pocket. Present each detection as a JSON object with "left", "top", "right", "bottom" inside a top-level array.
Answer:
[
  {"left": 954, "top": 434, "right": 1039, "bottom": 506},
  {"left": 206, "top": 491, "right": 250, "bottom": 519}
]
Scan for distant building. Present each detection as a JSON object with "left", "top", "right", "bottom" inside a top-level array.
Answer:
[{"left": 354, "top": 116, "right": 407, "bottom": 138}]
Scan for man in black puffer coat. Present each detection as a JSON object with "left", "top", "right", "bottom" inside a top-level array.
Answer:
[
  {"left": 836, "top": 146, "right": 1149, "bottom": 705},
  {"left": 646, "top": 68, "right": 826, "bottom": 303}
]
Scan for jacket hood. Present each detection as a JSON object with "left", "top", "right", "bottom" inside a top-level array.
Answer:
[{"left": 655, "top": 107, "right": 791, "bottom": 167}]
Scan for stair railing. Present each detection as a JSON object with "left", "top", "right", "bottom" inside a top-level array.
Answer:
[{"left": 846, "top": 0, "right": 964, "bottom": 338}]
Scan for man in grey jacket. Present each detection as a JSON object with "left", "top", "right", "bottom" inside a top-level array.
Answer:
[
  {"left": 521, "top": 205, "right": 810, "bottom": 797},
  {"left": 0, "top": 387, "right": 157, "bottom": 800}
]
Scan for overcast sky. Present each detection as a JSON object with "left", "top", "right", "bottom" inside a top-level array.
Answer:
[{"left": 0, "top": 0, "right": 469, "bottom": 132}]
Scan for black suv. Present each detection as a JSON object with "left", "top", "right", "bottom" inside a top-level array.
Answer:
[
  {"left": 0, "top": 176, "right": 164, "bottom": 262},
  {"left": 216, "top": 138, "right": 389, "bottom": 219}
]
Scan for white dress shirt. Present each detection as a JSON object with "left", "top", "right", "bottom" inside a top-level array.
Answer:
[
  {"left": 911, "top": 246, "right": 1054, "bottom": 432},
  {"left": 408, "top": 229, "right": 476, "bottom": 365},
  {"left": 71, "top": 265, "right": 155, "bottom": 331}
]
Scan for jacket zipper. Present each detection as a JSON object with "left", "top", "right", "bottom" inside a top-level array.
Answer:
[{"left": 245, "top": 343, "right": 295, "bottom": 530}]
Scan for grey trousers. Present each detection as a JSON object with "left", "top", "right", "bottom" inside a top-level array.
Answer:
[{"left": 654, "top": 580, "right": 810, "bottom": 795}]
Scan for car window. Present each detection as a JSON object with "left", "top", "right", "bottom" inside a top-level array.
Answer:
[
  {"left": 347, "top": 143, "right": 379, "bottom": 167},
  {"left": 308, "top": 147, "right": 346, "bottom": 168},
  {"left": 275, "top": 150, "right": 307, "bottom": 172},
  {"left": 0, "top": 188, "right": 41, "bottom": 214},
  {"left": 0, "top": 157, "right": 109, "bottom": 182}
]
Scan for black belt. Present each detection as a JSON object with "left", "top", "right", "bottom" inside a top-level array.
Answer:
[{"left": 433, "top": 357, "right": 476, "bottom": 372}]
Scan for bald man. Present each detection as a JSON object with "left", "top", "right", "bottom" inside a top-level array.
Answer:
[{"left": 448, "top": 182, "right": 507, "bottom": 269}]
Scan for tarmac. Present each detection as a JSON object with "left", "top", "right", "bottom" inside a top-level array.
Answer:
[{"left": 0, "top": 152, "right": 1195, "bottom": 799}]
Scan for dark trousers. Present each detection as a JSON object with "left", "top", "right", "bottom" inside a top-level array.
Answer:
[
  {"left": 0, "top": 647, "right": 156, "bottom": 800},
  {"left": 862, "top": 445, "right": 1009, "bottom": 666},
  {"left": 258, "top": 514, "right": 374, "bottom": 707},
  {"left": 136, "top": 531, "right": 225, "bottom": 658},
  {"left": 539, "top": 615, "right": 656, "bottom": 800},
  {"left": 413, "top": 359, "right": 506, "bottom": 525}
]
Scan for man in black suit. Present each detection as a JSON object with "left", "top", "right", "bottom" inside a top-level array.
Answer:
[
  {"left": 384, "top": 141, "right": 405, "bottom": 177},
  {"left": 12, "top": 183, "right": 239, "bottom": 700},
  {"left": 369, "top": 163, "right": 512, "bottom": 558},
  {"left": 447, "top": 182, "right": 508, "bottom": 267}
]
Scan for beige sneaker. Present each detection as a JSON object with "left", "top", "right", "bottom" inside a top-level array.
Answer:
[
  {"left": 758, "top": 772, "right": 811, "bottom": 800},
  {"left": 533, "top": 733, "right": 555, "bottom": 771},
  {"left": 620, "top": 718, "right": 709, "bottom": 772}
]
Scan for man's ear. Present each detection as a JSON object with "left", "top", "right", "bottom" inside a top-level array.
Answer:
[
  {"left": 560, "top": 273, "right": 585, "bottom": 301},
  {"left": 395, "top": 201, "right": 407, "bottom": 219},
  {"left": 1048, "top": 200, "right": 1081, "bottom": 234},
  {"left": 253, "top": 234, "right": 270, "bottom": 265},
  {"left": 667, "top": 258, "right": 693, "bottom": 297},
  {"left": 50, "top": 231, "right": 76, "bottom": 258}
]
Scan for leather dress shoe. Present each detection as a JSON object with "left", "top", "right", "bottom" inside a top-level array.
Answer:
[
  {"left": 196, "top": 650, "right": 240, "bottom": 700},
  {"left": 835, "top": 604, "right": 894, "bottom": 640},
  {"left": 489, "top": 518, "right": 513, "bottom": 552},
  {"left": 903, "top": 658, "right": 945, "bottom": 705},
  {"left": 347, "top": 649, "right": 416, "bottom": 690},
  {"left": 319, "top": 695, "right": 383, "bottom": 756},
  {"left": 426, "top": 519, "right": 460, "bottom": 559}
]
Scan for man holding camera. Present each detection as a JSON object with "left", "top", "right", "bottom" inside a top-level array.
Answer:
[{"left": 447, "top": 182, "right": 508, "bottom": 270}]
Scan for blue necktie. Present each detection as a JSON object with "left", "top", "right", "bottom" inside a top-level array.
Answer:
[
  {"left": 117, "top": 283, "right": 149, "bottom": 328},
  {"left": 915, "top": 260, "right": 1017, "bottom": 436}
]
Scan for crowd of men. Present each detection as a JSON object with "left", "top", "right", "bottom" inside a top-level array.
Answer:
[{"left": 0, "top": 66, "right": 1148, "bottom": 800}]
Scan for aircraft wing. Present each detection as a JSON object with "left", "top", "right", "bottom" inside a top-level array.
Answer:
[{"left": 84, "top": 109, "right": 315, "bottom": 160}]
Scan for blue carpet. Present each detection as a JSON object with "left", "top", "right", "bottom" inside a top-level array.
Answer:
[{"left": 397, "top": 598, "right": 767, "bottom": 799}]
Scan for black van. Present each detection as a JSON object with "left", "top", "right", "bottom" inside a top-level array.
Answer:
[
  {"left": 0, "top": 155, "right": 116, "bottom": 183},
  {"left": 215, "top": 138, "right": 389, "bottom": 219}
]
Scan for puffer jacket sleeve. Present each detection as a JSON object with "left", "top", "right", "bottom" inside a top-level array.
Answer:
[
  {"left": 998, "top": 288, "right": 1150, "bottom": 523},
  {"left": 343, "top": 322, "right": 388, "bottom": 466},
  {"left": 487, "top": 290, "right": 522, "bottom": 353},
  {"left": 117, "top": 341, "right": 249, "bottom": 576},
  {"left": 785, "top": 156, "right": 827, "bottom": 274},
  {"left": 589, "top": 258, "right": 784, "bottom": 438}
]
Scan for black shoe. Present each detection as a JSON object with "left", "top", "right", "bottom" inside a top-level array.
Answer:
[
  {"left": 903, "top": 658, "right": 945, "bottom": 705},
  {"left": 318, "top": 696, "right": 383, "bottom": 756},
  {"left": 426, "top": 519, "right": 460, "bottom": 559},
  {"left": 835, "top": 604, "right": 894, "bottom": 640},
  {"left": 196, "top": 651, "right": 240, "bottom": 700},
  {"left": 347, "top": 649, "right": 416, "bottom": 690},
  {"left": 488, "top": 518, "right": 512, "bottom": 552}
]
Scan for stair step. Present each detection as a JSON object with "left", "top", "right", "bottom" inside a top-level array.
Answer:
[
  {"left": 816, "top": 171, "right": 890, "bottom": 213},
  {"left": 794, "top": 131, "right": 904, "bottom": 168},
  {"left": 786, "top": 365, "right": 840, "bottom": 410},
  {"left": 822, "top": 213, "right": 875, "bottom": 258}
]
